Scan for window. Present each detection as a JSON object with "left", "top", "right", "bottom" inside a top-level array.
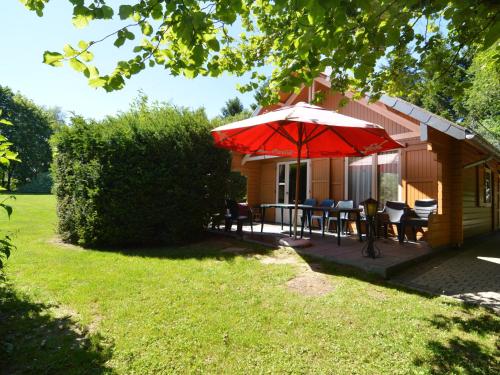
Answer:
[
  {"left": 477, "top": 166, "right": 492, "bottom": 207},
  {"left": 377, "top": 151, "right": 400, "bottom": 207},
  {"left": 347, "top": 151, "right": 400, "bottom": 207},
  {"left": 348, "top": 155, "right": 373, "bottom": 206}
]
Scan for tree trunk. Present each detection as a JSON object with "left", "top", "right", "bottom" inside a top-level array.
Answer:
[{"left": 6, "top": 166, "right": 14, "bottom": 191}]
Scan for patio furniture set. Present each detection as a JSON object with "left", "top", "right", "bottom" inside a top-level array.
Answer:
[{"left": 223, "top": 198, "right": 437, "bottom": 246}]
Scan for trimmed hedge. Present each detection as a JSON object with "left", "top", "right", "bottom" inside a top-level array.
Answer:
[{"left": 52, "top": 105, "right": 232, "bottom": 247}]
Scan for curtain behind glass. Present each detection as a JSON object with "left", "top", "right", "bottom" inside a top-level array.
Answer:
[
  {"left": 348, "top": 156, "right": 373, "bottom": 206},
  {"left": 377, "top": 151, "right": 400, "bottom": 208}
]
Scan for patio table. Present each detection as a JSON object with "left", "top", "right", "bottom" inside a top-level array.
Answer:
[
  {"left": 260, "top": 203, "right": 362, "bottom": 245},
  {"left": 260, "top": 203, "right": 313, "bottom": 236},
  {"left": 300, "top": 206, "right": 363, "bottom": 246}
]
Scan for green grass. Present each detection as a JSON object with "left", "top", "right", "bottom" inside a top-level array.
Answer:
[{"left": 1, "top": 195, "right": 499, "bottom": 374}]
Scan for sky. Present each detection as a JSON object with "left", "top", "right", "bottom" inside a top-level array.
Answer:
[{"left": 0, "top": 0, "right": 262, "bottom": 120}]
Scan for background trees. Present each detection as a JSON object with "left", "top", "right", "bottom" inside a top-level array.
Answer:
[
  {"left": 0, "top": 86, "right": 54, "bottom": 191},
  {"left": 221, "top": 97, "right": 246, "bottom": 118}
]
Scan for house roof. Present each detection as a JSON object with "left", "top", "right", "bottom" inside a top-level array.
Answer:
[
  {"left": 252, "top": 76, "right": 499, "bottom": 159},
  {"left": 377, "top": 95, "right": 473, "bottom": 140}
]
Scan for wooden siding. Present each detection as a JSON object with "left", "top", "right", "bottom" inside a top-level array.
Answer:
[
  {"left": 311, "top": 158, "right": 330, "bottom": 202},
  {"left": 462, "top": 166, "right": 492, "bottom": 238},
  {"left": 260, "top": 161, "right": 277, "bottom": 221},
  {"left": 403, "top": 144, "right": 438, "bottom": 205},
  {"left": 318, "top": 91, "right": 411, "bottom": 136},
  {"left": 425, "top": 129, "right": 464, "bottom": 247},
  {"left": 330, "top": 158, "right": 345, "bottom": 200}
]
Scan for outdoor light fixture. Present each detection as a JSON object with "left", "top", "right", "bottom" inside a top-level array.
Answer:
[{"left": 361, "top": 198, "right": 381, "bottom": 258}]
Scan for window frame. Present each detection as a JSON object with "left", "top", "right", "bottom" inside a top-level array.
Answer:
[{"left": 344, "top": 151, "right": 402, "bottom": 204}]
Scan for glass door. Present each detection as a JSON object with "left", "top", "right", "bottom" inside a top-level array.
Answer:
[{"left": 276, "top": 161, "right": 310, "bottom": 224}]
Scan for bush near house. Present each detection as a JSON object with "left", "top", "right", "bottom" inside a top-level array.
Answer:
[{"left": 52, "top": 105, "right": 231, "bottom": 247}]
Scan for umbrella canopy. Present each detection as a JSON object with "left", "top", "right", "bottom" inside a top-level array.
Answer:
[
  {"left": 211, "top": 101, "right": 403, "bottom": 240},
  {"left": 212, "top": 102, "right": 402, "bottom": 158}
]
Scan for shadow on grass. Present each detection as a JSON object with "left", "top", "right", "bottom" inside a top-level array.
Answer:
[
  {"left": 77, "top": 232, "right": 274, "bottom": 261},
  {"left": 0, "top": 282, "right": 114, "bottom": 375},
  {"left": 413, "top": 309, "right": 500, "bottom": 374}
]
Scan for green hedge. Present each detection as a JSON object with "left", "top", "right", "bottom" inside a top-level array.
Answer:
[{"left": 52, "top": 105, "right": 232, "bottom": 247}]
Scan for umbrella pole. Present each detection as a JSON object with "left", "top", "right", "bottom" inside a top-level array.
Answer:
[{"left": 293, "top": 125, "right": 303, "bottom": 240}]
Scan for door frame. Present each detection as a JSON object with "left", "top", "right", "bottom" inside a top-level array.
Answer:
[{"left": 275, "top": 160, "right": 312, "bottom": 223}]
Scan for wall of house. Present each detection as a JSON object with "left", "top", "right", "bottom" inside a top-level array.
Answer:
[
  {"left": 461, "top": 143, "right": 498, "bottom": 239},
  {"left": 402, "top": 141, "right": 439, "bottom": 204},
  {"left": 462, "top": 167, "right": 492, "bottom": 238}
]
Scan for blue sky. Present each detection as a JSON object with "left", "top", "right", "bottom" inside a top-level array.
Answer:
[{"left": 1, "top": 1, "right": 260, "bottom": 120}]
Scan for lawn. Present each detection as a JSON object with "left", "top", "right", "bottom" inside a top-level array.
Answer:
[{"left": 1, "top": 195, "right": 498, "bottom": 374}]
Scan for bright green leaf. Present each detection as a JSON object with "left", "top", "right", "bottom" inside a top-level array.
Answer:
[{"left": 43, "top": 51, "right": 64, "bottom": 67}]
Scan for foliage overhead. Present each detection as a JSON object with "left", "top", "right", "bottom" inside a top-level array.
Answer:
[
  {"left": 463, "top": 47, "right": 500, "bottom": 147},
  {"left": 384, "top": 43, "right": 500, "bottom": 147},
  {"left": 20, "top": 0, "right": 499, "bottom": 103},
  {"left": 0, "top": 86, "right": 54, "bottom": 190},
  {"left": 52, "top": 101, "right": 232, "bottom": 247}
]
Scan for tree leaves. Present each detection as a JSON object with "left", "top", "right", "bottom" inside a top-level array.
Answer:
[
  {"left": 43, "top": 51, "right": 64, "bottom": 67},
  {"left": 25, "top": 0, "right": 500, "bottom": 105},
  {"left": 119, "top": 5, "right": 133, "bottom": 20}
]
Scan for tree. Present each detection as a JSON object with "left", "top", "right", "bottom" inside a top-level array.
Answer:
[
  {"left": 382, "top": 41, "right": 499, "bottom": 147},
  {"left": 221, "top": 97, "right": 245, "bottom": 117},
  {"left": 464, "top": 47, "right": 500, "bottom": 147},
  {"left": 0, "top": 86, "right": 53, "bottom": 190},
  {"left": 0, "top": 109, "right": 19, "bottom": 277},
  {"left": 19, "top": 1, "right": 499, "bottom": 104},
  {"left": 383, "top": 40, "right": 473, "bottom": 123}
]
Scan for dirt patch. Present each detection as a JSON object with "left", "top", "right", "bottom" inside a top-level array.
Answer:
[
  {"left": 47, "top": 236, "right": 83, "bottom": 250},
  {"left": 286, "top": 273, "right": 334, "bottom": 297},
  {"left": 257, "top": 249, "right": 334, "bottom": 296}
]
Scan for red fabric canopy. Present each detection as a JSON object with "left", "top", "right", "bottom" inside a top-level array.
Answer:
[{"left": 211, "top": 102, "right": 403, "bottom": 158}]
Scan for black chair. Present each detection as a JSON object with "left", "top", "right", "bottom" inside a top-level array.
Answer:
[
  {"left": 310, "top": 199, "right": 336, "bottom": 231},
  {"left": 327, "top": 200, "right": 354, "bottom": 234},
  {"left": 300, "top": 198, "right": 317, "bottom": 230},
  {"left": 225, "top": 199, "right": 253, "bottom": 234},
  {"left": 380, "top": 201, "right": 407, "bottom": 243},
  {"left": 402, "top": 199, "right": 437, "bottom": 241}
]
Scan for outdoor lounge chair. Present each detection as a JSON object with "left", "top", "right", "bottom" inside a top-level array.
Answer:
[
  {"left": 380, "top": 201, "right": 407, "bottom": 243},
  {"left": 402, "top": 199, "right": 437, "bottom": 241},
  {"left": 327, "top": 200, "right": 354, "bottom": 234},
  {"left": 225, "top": 199, "right": 253, "bottom": 234},
  {"left": 310, "top": 199, "right": 336, "bottom": 231}
]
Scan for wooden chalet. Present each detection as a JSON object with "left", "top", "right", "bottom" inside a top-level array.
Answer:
[{"left": 230, "top": 74, "right": 500, "bottom": 248}]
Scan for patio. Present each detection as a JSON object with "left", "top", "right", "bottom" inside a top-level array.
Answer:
[{"left": 214, "top": 222, "right": 438, "bottom": 278}]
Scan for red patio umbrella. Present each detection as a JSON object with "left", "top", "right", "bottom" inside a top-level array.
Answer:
[{"left": 211, "top": 102, "right": 403, "bottom": 240}]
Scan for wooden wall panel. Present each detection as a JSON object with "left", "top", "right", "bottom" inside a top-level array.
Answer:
[
  {"left": 330, "top": 158, "right": 345, "bottom": 200},
  {"left": 318, "top": 92, "right": 411, "bottom": 136},
  {"left": 403, "top": 145, "right": 438, "bottom": 204},
  {"left": 462, "top": 166, "right": 493, "bottom": 238},
  {"left": 260, "top": 161, "right": 277, "bottom": 221},
  {"left": 311, "top": 158, "right": 330, "bottom": 202}
]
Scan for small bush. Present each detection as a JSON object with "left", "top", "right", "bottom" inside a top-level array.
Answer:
[
  {"left": 51, "top": 104, "right": 232, "bottom": 247},
  {"left": 16, "top": 172, "right": 52, "bottom": 194}
]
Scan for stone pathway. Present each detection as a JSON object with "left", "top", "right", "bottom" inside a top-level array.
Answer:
[{"left": 391, "top": 234, "right": 500, "bottom": 313}]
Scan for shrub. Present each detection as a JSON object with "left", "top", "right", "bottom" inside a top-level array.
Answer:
[
  {"left": 51, "top": 105, "right": 232, "bottom": 247},
  {"left": 16, "top": 172, "right": 52, "bottom": 194}
]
